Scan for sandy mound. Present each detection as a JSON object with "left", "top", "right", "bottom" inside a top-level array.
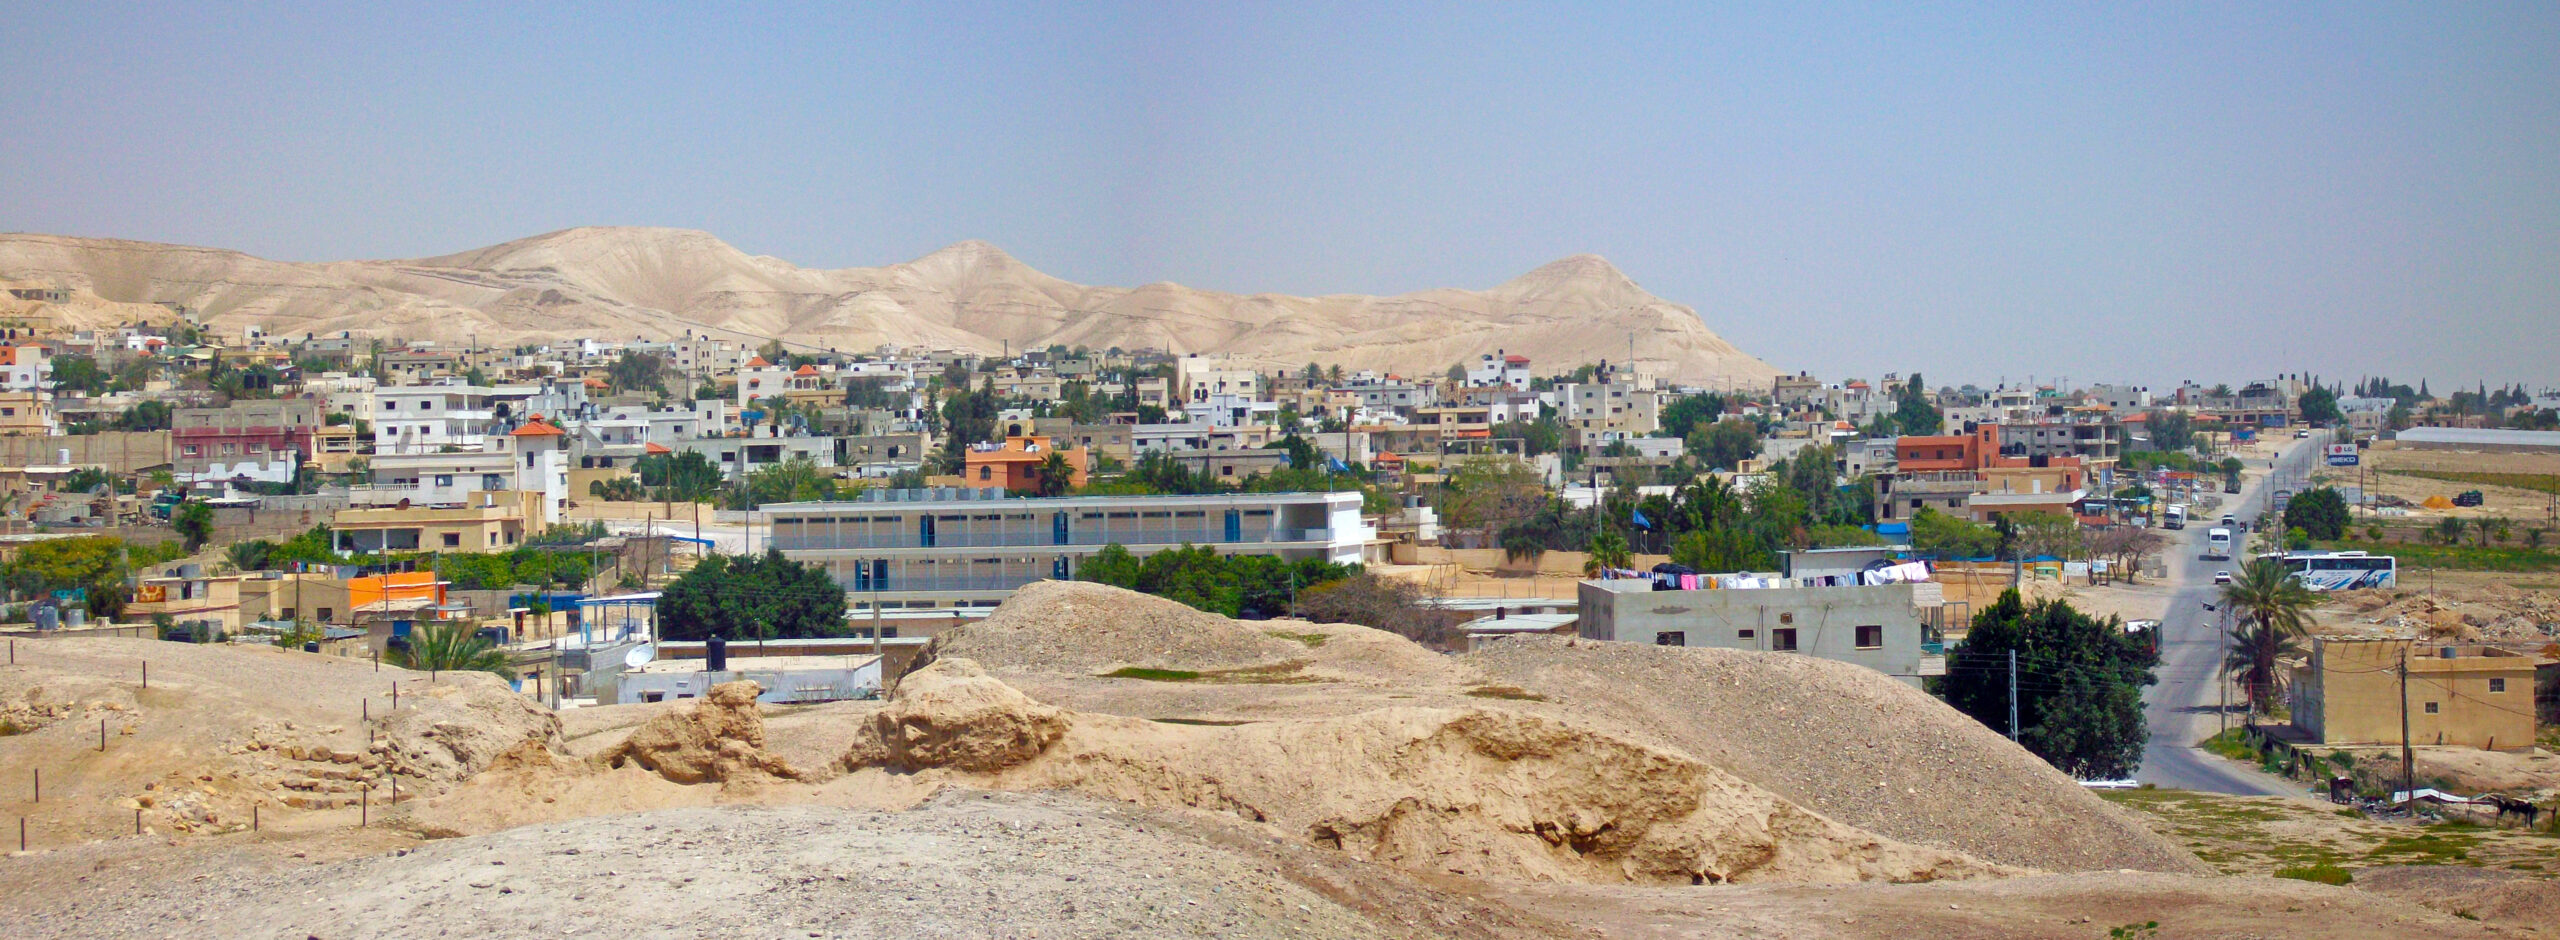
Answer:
[
  {"left": 596, "top": 680, "right": 800, "bottom": 783},
  {"left": 931, "top": 580, "right": 1308, "bottom": 674},
  {"left": 852, "top": 658, "right": 1068, "bottom": 772},
  {"left": 847, "top": 659, "right": 2006, "bottom": 886},
  {"left": 0, "top": 638, "right": 555, "bottom": 840},
  {"left": 1464, "top": 636, "right": 2205, "bottom": 875}
]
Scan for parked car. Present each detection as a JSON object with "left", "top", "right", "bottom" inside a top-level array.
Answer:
[
  {"left": 2454, "top": 490, "right": 2485, "bottom": 507},
  {"left": 2294, "top": 429, "right": 2310, "bottom": 438},
  {"left": 2214, "top": 570, "right": 2233, "bottom": 584}
]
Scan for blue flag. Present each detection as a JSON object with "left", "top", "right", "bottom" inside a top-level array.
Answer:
[
  {"left": 1327, "top": 456, "right": 1349, "bottom": 473},
  {"left": 1631, "top": 507, "right": 1652, "bottom": 529}
]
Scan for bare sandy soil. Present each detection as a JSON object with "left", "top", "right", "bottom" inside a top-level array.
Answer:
[{"left": 0, "top": 582, "right": 2535, "bottom": 938}]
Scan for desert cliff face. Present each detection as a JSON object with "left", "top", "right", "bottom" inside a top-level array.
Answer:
[{"left": 0, "top": 227, "right": 1778, "bottom": 387}]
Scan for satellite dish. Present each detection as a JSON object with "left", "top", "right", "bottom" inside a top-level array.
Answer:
[{"left": 624, "top": 644, "right": 655, "bottom": 669}]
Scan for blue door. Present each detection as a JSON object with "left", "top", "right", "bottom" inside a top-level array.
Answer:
[
  {"left": 1053, "top": 512, "right": 1069, "bottom": 545},
  {"left": 1223, "top": 510, "right": 1241, "bottom": 542},
  {"left": 872, "top": 559, "right": 888, "bottom": 591},
  {"left": 919, "top": 514, "right": 936, "bottom": 547}
]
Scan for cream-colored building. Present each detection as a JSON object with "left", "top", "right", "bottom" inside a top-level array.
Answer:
[
  {"left": 329, "top": 489, "right": 541, "bottom": 554},
  {"left": 2289, "top": 637, "right": 2540, "bottom": 751},
  {"left": 128, "top": 573, "right": 246, "bottom": 636}
]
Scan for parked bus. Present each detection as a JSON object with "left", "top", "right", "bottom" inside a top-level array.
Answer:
[
  {"left": 2205, "top": 528, "right": 2232, "bottom": 560},
  {"left": 2163, "top": 505, "right": 2186, "bottom": 530},
  {"left": 2261, "top": 550, "right": 2396, "bottom": 591}
]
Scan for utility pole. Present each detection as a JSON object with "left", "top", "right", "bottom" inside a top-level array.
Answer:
[
  {"left": 2398, "top": 647, "right": 2414, "bottom": 806},
  {"left": 2007, "top": 649, "right": 2020, "bottom": 742}
]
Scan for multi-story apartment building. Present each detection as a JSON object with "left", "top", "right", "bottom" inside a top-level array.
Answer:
[
  {"left": 173, "top": 400, "right": 320, "bottom": 486},
  {"left": 1464, "top": 351, "right": 1532, "bottom": 391},
  {"left": 0, "top": 344, "right": 49, "bottom": 391},
  {"left": 1560, "top": 381, "right": 1662, "bottom": 444},
  {"left": 768, "top": 488, "right": 1374, "bottom": 610},
  {"left": 0, "top": 391, "right": 56, "bottom": 437}
]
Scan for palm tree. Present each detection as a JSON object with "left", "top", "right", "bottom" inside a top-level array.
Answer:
[
  {"left": 389, "top": 620, "right": 513, "bottom": 679},
  {"left": 2220, "top": 557, "right": 2318, "bottom": 716},
  {"left": 1583, "top": 531, "right": 1632, "bottom": 577},
  {"left": 1031, "top": 451, "right": 1075, "bottom": 497},
  {"left": 2223, "top": 620, "right": 2303, "bottom": 716},
  {"left": 2434, "top": 516, "right": 2467, "bottom": 546}
]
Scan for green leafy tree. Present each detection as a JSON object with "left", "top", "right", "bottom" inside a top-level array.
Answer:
[
  {"left": 1909, "top": 507, "right": 1997, "bottom": 559},
  {"left": 1075, "top": 543, "right": 1348, "bottom": 619},
  {"left": 2146, "top": 409, "right": 2194, "bottom": 452},
  {"left": 636, "top": 450, "right": 726, "bottom": 502},
  {"left": 50, "top": 355, "right": 110, "bottom": 395},
  {"left": 730, "top": 456, "right": 841, "bottom": 509},
  {"left": 1685, "top": 419, "right": 1761, "bottom": 471},
  {"left": 1892, "top": 372, "right": 1942, "bottom": 435},
  {"left": 390, "top": 620, "right": 513, "bottom": 679},
  {"left": 2296, "top": 385, "right": 2342, "bottom": 426},
  {"left": 225, "top": 539, "right": 276, "bottom": 572},
  {"left": 115, "top": 400, "right": 174, "bottom": 431},
  {"left": 172, "top": 500, "right": 215, "bottom": 551},
  {"left": 657, "top": 549, "right": 846, "bottom": 642},
  {"left": 2283, "top": 487, "right": 2350, "bottom": 541},
  {"left": 607, "top": 350, "right": 669, "bottom": 395},
  {"left": 1936, "top": 590, "right": 2157, "bottom": 779}
]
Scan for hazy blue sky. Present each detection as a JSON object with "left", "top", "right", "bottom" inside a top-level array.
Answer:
[{"left": 4, "top": 2, "right": 2553, "bottom": 388}]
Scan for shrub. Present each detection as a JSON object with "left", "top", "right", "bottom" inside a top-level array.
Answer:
[{"left": 2275, "top": 863, "right": 2352, "bottom": 885}]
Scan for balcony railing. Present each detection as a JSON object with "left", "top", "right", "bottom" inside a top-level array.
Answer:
[{"left": 773, "top": 526, "right": 1332, "bottom": 552}]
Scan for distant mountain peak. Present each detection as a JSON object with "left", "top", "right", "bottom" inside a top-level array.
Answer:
[{"left": 1495, "top": 253, "right": 1642, "bottom": 298}]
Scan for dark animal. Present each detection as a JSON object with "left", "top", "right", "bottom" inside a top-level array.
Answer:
[
  {"left": 2486, "top": 795, "right": 2541, "bottom": 830},
  {"left": 2327, "top": 776, "right": 2356, "bottom": 804}
]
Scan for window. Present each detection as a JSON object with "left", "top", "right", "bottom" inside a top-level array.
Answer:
[
  {"left": 442, "top": 532, "right": 462, "bottom": 547},
  {"left": 435, "top": 474, "right": 453, "bottom": 487},
  {"left": 1654, "top": 632, "right": 1684, "bottom": 646},
  {"left": 317, "top": 608, "right": 334, "bottom": 621},
  {"left": 385, "top": 401, "right": 398, "bottom": 410},
  {"left": 2424, "top": 701, "right": 2439, "bottom": 715},
  {"left": 2488, "top": 678, "right": 2506, "bottom": 693},
  {"left": 1737, "top": 629, "right": 1754, "bottom": 639},
  {"left": 1856, "top": 625, "right": 1883, "bottom": 650},
  {"left": 183, "top": 445, "right": 200, "bottom": 456},
  {"left": 1772, "top": 628, "right": 1798, "bottom": 652},
  {"left": 979, "top": 466, "right": 993, "bottom": 480}
]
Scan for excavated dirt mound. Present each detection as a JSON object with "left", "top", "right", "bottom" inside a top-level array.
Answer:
[
  {"left": 597, "top": 680, "right": 802, "bottom": 783},
  {"left": 0, "top": 638, "right": 555, "bottom": 841},
  {"left": 845, "top": 658, "right": 2008, "bottom": 886},
  {"left": 929, "top": 579, "right": 1306, "bottom": 673},
  {"left": 1463, "top": 636, "right": 2205, "bottom": 875}
]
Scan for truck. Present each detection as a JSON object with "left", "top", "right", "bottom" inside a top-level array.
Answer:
[
  {"left": 2206, "top": 527, "right": 2233, "bottom": 561},
  {"left": 2163, "top": 505, "right": 2187, "bottom": 530}
]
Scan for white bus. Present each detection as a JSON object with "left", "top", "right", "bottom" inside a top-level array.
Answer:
[
  {"left": 2263, "top": 550, "right": 2396, "bottom": 591},
  {"left": 2205, "top": 528, "right": 2232, "bottom": 560}
]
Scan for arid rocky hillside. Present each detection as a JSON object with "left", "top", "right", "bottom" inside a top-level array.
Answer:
[{"left": 0, "top": 227, "right": 1779, "bottom": 387}]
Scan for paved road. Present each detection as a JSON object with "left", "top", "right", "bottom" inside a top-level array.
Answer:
[{"left": 2134, "top": 433, "right": 2327, "bottom": 797}]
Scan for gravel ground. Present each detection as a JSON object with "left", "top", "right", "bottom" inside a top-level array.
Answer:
[{"left": 0, "top": 789, "right": 1563, "bottom": 940}]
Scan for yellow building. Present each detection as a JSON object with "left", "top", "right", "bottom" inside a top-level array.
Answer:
[
  {"left": 128, "top": 572, "right": 246, "bottom": 636},
  {"left": 238, "top": 573, "right": 354, "bottom": 625},
  {"left": 0, "top": 391, "right": 54, "bottom": 437},
  {"left": 329, "top": 490, "right": 540, "bottom": 553},
  {"left": 311, "top": 424, "right": 361, "bottom": 473},
  {"left": 2289, "top": 637, "right": 2540, "bottom": 751}
]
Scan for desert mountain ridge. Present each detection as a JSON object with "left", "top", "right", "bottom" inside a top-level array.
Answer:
[{"left": 0, "top": 226, "right": 1779, "bottom": 387}]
